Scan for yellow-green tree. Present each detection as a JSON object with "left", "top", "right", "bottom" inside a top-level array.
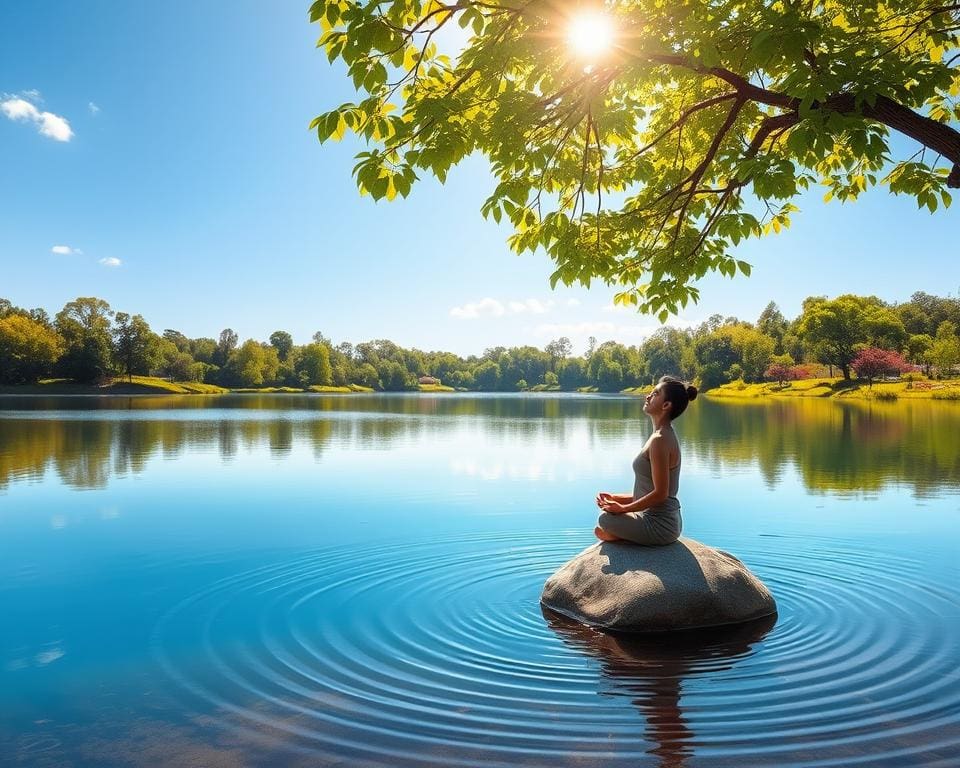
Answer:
[
  {"left": 228, "top": 340, "right": 281, "bottom": 387},
  {"left": 296, "top": 342, "right": 334, "bottom": 386},
  {"left": 0, "top": 314, "right": 63, "bottom": 384},
  {"left": 927, "top": 321, "right": 960, "bottom": 378}
]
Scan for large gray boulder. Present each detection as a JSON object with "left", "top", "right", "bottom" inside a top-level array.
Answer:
[{"left": 541, "top": 538, "right": 776, "bottom": 632}]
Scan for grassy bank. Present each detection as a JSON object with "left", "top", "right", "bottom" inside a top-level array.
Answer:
[
  {"left": 0, "top": 376, "right": 227, "bottom": 395},
  {"left": 0, "top": 377, "right": 378, "bottom": 395},
  {"left": 5, "top": 376, "right": 957, "bottom": 401},
  {"left": 706, "top": 377, "right": 960, "bottom": 402}
]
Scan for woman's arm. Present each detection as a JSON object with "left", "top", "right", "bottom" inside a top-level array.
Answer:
[{"left": 599, "top": 437, "right": 670, "bottom": 514}]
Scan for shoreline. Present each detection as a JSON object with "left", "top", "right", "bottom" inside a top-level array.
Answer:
[{"left": 2, "top": 378, "right": 959, "bottom": 401}]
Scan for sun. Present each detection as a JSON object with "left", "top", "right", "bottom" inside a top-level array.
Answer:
[{"left": 566, "top": 11, "right": 616, "bottom": 60}]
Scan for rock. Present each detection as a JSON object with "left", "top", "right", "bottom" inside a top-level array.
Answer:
[{"left": 540, "top": 538, "right": 776, "bottom": 632}]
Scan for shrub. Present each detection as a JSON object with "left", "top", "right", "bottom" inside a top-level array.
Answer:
[
  {"left": 932, "top": 390, "right": 960, "bottom": 400},
  {"left": 873, "top": 390, "right": 898, "bottom": 401},
  {"left": 765, "top": 355, "right": 802, "bottom": 387},
  {"left": 851, "top": 347, "right": 911, "bottom": 387},
  {"left": 725, "top": 363, "right": 744, "bottom": 382}
]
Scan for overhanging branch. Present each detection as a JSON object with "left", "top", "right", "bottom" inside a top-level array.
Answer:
[{"left": 641, "top": 53, "right": 960, "bottom": 187}]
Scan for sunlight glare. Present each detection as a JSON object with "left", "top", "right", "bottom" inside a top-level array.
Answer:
[{"left": 566, "top": 11, "right": 615, "bottom": 60}]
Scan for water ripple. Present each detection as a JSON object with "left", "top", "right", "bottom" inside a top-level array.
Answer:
[{"left": 152, "top": 532, "right": 960, "bottom": 767}]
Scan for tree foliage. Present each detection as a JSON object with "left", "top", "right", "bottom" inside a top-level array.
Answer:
[
  {"left": 113, "top": 313, "right": 162, "bottom": 382},
  {"left": 0, "top": 314, "right": 63, "bottom": 384},
  {"left": 313, "top": 0, "right": 960, "bottom": 317},
  {"left": 765, "top": 353, "right": 798, "bottom": 387},
  {"left": 2, "top": 290, "right": 959, "bottom": 391},
  {"left": 55, "top": 297, "right": 115, "bottom": 383},
  {"left": 797, "top": 294, "right": 905, "bottom": 378},
  {"left": 927, "top": 320, "right": 960, "bottom": 376},
  {"left": 851, "top": 346, "right": 911, "bottom": 385}
]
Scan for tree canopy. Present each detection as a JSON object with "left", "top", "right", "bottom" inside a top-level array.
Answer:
[
  {"left": 313, "top": 0, "right": 960, "bottom": 318},
  {"left": 2, "top": 291, "right": 959, "bottom": 390}
]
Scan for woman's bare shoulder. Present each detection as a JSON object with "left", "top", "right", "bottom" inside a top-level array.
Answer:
[{"left": 651, "top": 428, "right": 680, "bottom": 453}]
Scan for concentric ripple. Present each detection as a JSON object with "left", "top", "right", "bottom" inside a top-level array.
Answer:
[{"left": 153, "top": 532, "right": 960, "bottom": 767}]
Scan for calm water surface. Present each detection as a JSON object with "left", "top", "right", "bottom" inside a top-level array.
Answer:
[{"left": 1, "top": 394, "right": 958, "bottom": 767}]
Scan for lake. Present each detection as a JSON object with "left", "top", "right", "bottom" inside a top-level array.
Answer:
[{"left": 1, "top": 393, "right": 958, "bottom": 767}]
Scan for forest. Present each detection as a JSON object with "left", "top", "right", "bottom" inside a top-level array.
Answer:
[{"left": 1, "top": 293, "right": 958, "bottom": 392}]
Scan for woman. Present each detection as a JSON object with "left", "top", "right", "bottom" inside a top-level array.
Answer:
[{"left": 595, "top": 376, "right": 698, "bottom": 545}]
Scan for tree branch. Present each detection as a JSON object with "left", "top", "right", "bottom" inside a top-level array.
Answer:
[{"left": 638, "top": 54, "right": 960, "bottom": 187}]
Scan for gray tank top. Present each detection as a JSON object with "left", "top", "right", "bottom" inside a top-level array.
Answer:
[{"left": 632, "top": 435, "right": 681, "bottom": 516}]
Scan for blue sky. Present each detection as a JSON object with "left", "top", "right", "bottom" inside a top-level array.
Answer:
[{"left": 1, "top": 1, "right": 956, "bottom": 356}]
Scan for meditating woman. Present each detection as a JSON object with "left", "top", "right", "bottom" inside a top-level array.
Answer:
[{"left": 595, "top": 376, "right": 698, "bottom": 545}]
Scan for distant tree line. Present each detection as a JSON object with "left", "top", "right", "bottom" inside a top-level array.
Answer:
[{"left": 1, "top": 293, "right": 959, "bottom": 391}]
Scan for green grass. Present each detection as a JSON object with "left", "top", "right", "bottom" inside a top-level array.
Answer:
[
  {"left": 235, "top": 384, "right": 377, "bottom": 393},
  {"left": 418, "top": 383, "right": 456, "bottom": 392},
  {"left": 0, "top": 376, "right": 227, "bottom": 395},
  {"left": 0, "top": 377, "right": 376, "bottom": 395},
  {"left": 707, "top": 377, "right": 960, "bottom": 401}
]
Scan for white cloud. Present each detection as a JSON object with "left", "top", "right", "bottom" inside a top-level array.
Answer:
[
  {"left": 51, "top": 244, "right": 82, "bottom": 255},
  {"left": 88, "top": 101, "right": 100, "bottom": 115},
  {"left": 1, "top": 94, "right": 73, "bottom": 141},
  {"left": 451, "top": 297, "right": 555, "bottom": 320},
  {"left": 98, "top": 257, "right": 121, "bottom": 268},
  {"left": 38, "top": 112, "right": 72, "bottom": 141},
  {"left": 451, "top": 298, "right": 505, "bottom": 319},
  {"left": 566, "top": 298, "right": 581, "bottom": 307},
  {"left": 1, "top": 98, "right": 36, "bottom": 120}
]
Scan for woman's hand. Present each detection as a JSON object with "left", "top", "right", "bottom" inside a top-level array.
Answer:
[
  {"left": 596, "top": 492, "right": 630, "bottom": 508},
  {"left": 596, "top": 496, "right": 629, "bottom": 514}
]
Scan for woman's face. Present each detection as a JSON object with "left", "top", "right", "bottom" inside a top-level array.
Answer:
[{"left": 643, "top": 384, "right": 666, "bottom": 415}]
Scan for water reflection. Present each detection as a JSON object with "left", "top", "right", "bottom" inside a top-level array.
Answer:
[
  {"left": 1, "top": 395, "right": 958, "bottom": 496},
  {"left": 543, "top": 608, "right": 777, "bottom": 768},
  {"left": 681, "top": 398, "right": 960, "bottom": 497}
]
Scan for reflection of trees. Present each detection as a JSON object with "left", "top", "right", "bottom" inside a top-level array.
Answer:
[
  {"left": 0, "top": 392, "right": 649, "bottom": 420},
  {"left": 0, "top": 395, "right": 644, "bottom": 490},
  {"left": 543, "top": 607, "right": 776, "bottom": 768},
  {"left": 1, "top": 395, "right": 958, "bottom": 495},
  {"left": 681, "top": 398, "right": 960, "bottom": 497}
]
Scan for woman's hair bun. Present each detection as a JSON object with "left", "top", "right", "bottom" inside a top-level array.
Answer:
[{"left": 686, "top": 384, "right": 698, "bottom": 401}]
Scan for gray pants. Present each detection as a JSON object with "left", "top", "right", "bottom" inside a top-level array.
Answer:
[{"left": 597, "top": 510, "right": 681, "bottom": 546}]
